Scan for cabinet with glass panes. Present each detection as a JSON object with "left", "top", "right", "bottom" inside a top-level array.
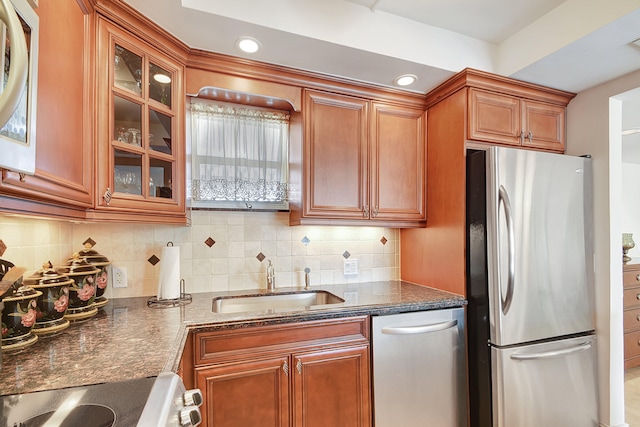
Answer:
[{"left": 91, "top": 16, "right": 186, "bottom": 223}]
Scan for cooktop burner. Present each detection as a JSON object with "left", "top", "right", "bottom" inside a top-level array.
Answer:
[
  {"left": 1, "top": 376, "right": 155, "bottom": 427},
  {"left": 20, "top": 404, "right": 116, "bottom": 427}
]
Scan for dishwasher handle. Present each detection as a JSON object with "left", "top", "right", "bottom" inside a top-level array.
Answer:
[{"left": 381, "top": 319, "right": 458, "bottom": 335}]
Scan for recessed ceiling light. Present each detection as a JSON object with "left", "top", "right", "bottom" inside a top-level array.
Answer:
[
  {"left": 237, "top": 37, "right": 261, "bottom": 54},
  {"left": 153, "top": 73, "right": 171, "bottom": 84},
  {"left": 622, "top": 127, "right": 640, "bottom": 136},
  {"left": 394, "top": 74, "right": 417, "bottom": 87}
]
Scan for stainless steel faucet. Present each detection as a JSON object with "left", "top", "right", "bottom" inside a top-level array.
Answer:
[
  {"left": 266, "top": 260, "right": 276, "bottom": 291},
  {"left": 304, "top": 267, "right": 311, "bottom": 290}
]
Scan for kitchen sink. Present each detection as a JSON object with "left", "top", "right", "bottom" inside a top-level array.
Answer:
[{"left": 212, "top": 290, "right": 345, "bottom": 314}]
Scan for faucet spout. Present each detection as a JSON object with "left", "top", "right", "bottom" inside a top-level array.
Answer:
[{"left": 266, "top": 260, "right": 276, "bottom": 291}]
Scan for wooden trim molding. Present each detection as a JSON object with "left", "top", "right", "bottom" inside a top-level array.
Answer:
[{"left": 425, "top": 68, "right": 576, "bottom": 109}]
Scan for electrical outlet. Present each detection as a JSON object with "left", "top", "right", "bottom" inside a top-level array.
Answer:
[
  {"left": 343, "top": 259, "right": 358, "bottom": 276},
  {"left": 112, "top": 266, "right": 127, "bottom": 288}
]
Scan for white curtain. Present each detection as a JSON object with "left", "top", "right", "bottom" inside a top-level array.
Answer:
[{"left": 190, "top": 99, "right": 289, "bottom": 205}]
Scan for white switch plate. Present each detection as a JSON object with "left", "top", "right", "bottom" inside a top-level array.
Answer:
[
  {"left": 112, "top": 266, "right": 128, "bottom": 288},
  {"left": 344, "top": 259, "right": 358, "bottom": 276}
]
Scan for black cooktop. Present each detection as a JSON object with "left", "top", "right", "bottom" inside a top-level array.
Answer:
[{"left": 0, "top": 376, "right": 156, "bottom": 427}]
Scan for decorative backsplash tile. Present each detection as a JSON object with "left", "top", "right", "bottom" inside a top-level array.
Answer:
[{"left": 0, "top": 212, "right": 399, "bottom": 299}]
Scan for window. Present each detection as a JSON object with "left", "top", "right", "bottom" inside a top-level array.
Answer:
[{"left": 189, "top": 98, "right": 289, "bottom": 210}]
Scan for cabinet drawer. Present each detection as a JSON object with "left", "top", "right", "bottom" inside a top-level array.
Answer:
[
  {"left": 623, "top": 269, "right": 640, "bottom": 288},
  {"left": 625, "top": 330, "right": 640, "bottom": 360},
  {"left": 624, "top": 287, "right": 640, "bottom": 309},
  {"left": 624, "top": 307, "right": 640, "bottom": 332},
  {"left": 194, "top": 316, "right": 369, "bottom": 366}
]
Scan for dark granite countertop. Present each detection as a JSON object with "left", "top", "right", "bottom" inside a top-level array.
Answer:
[{"left": 0, "top": 281, "right": 465, "bottom": 396}]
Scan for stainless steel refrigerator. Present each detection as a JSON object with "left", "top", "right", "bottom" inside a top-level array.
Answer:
[{"left": 466, "top": 146, "right": 598, "bottom": 427}]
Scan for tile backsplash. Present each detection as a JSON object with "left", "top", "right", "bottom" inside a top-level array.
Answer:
[{"left": 0, "top": 211, "right": 399, "bottom": 299}]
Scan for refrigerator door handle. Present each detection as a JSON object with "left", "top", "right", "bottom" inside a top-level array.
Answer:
[
  {"left": 498, "top": 185, "right": 515, "bottom": 315},
  {"left": 381, "top": 319, "right": 458, "bottom": 335},
  {"left": 509, "top": 341, "right": 592, "bottom": 360}
]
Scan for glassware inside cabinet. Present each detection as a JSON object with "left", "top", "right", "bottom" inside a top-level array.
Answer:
[
  {"left": 114, "top": 150, "right": 142, "bottom": 195},
  {"left": 113, "top": 96, "right": 142, "bottom": 145},
  {"left": 149, "top": 109, "right": 172, "bottom": 154},
  {"left": 149, "top": 62, "right": 171, "bottom": 108},
  {"left": 114, "top": 44, "right": 142, "bottom": 95},
  {"left": 150, "top": 158, "right": 172, "bottom": 198}
]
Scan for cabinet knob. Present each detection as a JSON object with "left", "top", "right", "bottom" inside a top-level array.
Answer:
[
  {"left": 296, "top": 359, "right": 302, "bottom": 374},
  {"left": 372, "top": 206, "right": 379, "bottom": 217},
  {"left": 18, "top": 172, "right": 26, "bottom": 183},
  {"left": 637, "top": 314, "right": 640, "bottom": 322},
  {"left": 527, "top": 131, "right": 533, "bottom": 142},
  {"left": 519, "top": 131, "right": 524, "bottom": 143},
  {"left": 636, "top": 293, "right": 640, "bottom": 301},
  {"left": 636, "top": 274, "right": 640, "bottom": 282},
  {"left": 363, "top": 205, "right": 369, "bottom": 218},
  {"left": 283, "top": 360, "right": 289, "bottom": 376}
]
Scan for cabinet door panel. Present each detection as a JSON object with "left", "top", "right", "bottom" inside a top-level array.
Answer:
[
  {"left": 304, "top": 90, "right": 368, "bottom": 219},
  {"left": 522, "top": 99, "right": 565, "bottom": 152},
  {"left": 371, "top": 102, "right": 425, "bottom": 221},
  {"left": 293, "top": 345, "right": 371, "bottom": 427},
  {"left": 468, "top": 89, "right": 521, "bottom": 146},
  {"left": 93, "top": 17, "right": 186, "bottom": 223},
  {"left": 0, "top": 0, "right": 93, "bottom": 214},
  {"left": 195, "top": 356, "right": 290, "bottom": 427}
]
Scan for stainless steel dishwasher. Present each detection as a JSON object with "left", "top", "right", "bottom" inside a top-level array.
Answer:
[{"left": 372, "top": 308, "right": 466, "bottom": 427}]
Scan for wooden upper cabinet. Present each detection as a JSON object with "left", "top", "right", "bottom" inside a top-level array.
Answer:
[
  {"left": 468, "top": 89, "right": 521, "bottom": 147},
  {"left": 468, "top": 85, "right": 570, "bottom": 153},
  {"left": 302, "top": 90, "right": 369, "bottom": 220},
  {"left": 371, "top": 102, "right": 426, "bottom": 222},
  {"left": 464, "top": 70, "right": 574, "bottom": 153},
  {"left": 290, "top": 89, "right": 426, "bottom": 227},
  {"left": 0, "top": 0, "right": 93, "bottom": 219},
  {"left": 521, "top": 99, "right": 565, "bottom": 151},
  {"left": 91, "top": 17, "right": 186, "bottom": 223}
]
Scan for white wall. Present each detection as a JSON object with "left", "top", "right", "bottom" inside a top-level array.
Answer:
[
  {"left": 566, "top": 68, "right": 640, "bottom": 427},
  {"left": 622, "top": 162, "right": 640, "bottom": 259},
  {"left": 622, "top": 163, "right": 640, "bottom": 257}
]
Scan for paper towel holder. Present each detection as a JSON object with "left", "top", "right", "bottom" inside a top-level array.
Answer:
[{"left": 147, "top": 279, "right": 193, "bottom": 308}]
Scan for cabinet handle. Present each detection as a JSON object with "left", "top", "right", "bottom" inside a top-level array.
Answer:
[
  {"left": 372, "top": 206, "right": 379, "bottom": 217},
  {"left": 363, "top": 205, "right": 369, "bottom": 218},
  {"left": 637, "top": 340, "right": 640, "bottom": 347},
  {"left": 296, "top": 359, "right": 302, "bottom": 374},
  {"left": 519, "top": 131, "right": 524, "bottom": 143},
  {"left": 636, "top": 293, "right": 640, "bottom": 301},
  {"left": 283, "top": 360, "right": 289, "bottom": 376},
  {"left": 636, "top": 274, "right": 640, "bottom": 282},
  {"left": 527, "top": 131, "right": 533, "bottom": 142},
  {"left": 18, "top": 172, "right": 25, "bottom": 183},
  {"left": 637, "top": 314, "right": 640, "bottom": 322},
  {"left": 103, "top": 188, "right": 112, "bottom": 206}
]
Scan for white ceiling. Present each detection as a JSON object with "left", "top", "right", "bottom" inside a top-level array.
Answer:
[
  {"left": 123, "top": 0, "right": 640, "bottom": 157},
  {"left": 123, "top": 0, "right": 640, "bottom": 95}
]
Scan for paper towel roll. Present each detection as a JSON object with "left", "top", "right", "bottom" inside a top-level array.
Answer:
[{"left": 157, "top": 245, "right": 181, "bottom": 300}]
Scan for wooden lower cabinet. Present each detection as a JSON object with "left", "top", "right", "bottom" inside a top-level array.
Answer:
[
  {"left": 196, "top": 356, "right": 290, "bottom": 427},
  {"left": 188, "top": 316, "right": 371, "bottom": 427},
  {"left": 293, "top": 345, "right": 370, "bottom": 427}
]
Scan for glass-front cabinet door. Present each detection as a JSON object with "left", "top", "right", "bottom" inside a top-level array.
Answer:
[{"left": 94, "top": 17, "right": 185, "bottom": 223}]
